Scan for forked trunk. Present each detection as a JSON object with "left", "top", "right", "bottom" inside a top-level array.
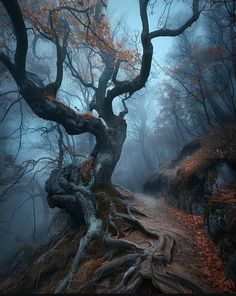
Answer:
[{"left": 45, "top": 116, "right": 127, "bottom": 221}]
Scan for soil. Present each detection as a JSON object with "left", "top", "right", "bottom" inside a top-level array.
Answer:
[
  {"left": 127, "top": 193, "right": 235, "bottom": 293},
  {"left": 1, "top": 191, "right": 235, "bottom": 294}
]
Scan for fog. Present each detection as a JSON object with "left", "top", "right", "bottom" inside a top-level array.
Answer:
[{"left": 0, "top": 0, "right": 235, "bottom": 264}]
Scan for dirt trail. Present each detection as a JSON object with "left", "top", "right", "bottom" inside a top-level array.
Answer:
[{"left": 124, "top": 193, "right": 218, "bottom": 293}]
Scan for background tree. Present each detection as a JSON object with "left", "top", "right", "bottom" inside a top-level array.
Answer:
[
  {"left": 150, "top": 1, "right": 236, "bottom": 165},
  {"left": 0, "top": 0, "right": 202, "bottom": 292}
]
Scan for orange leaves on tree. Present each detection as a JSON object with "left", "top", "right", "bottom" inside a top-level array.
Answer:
[
  {"left": 23, "top": 3, "right": 58, "bottom": 38},
  {"left": 82, "top": 113, "right": 97, "bottom": 120},
  {"left": 117, "top": 49, "right": 136, "bottom": 62},
  {"left": 73, "top": 7, "right": 139, "bottom": 73},
  {"left": 24, "top": 0, "right": 138, "bottom": 78},
  {"left": 40, "top": 5, "right": 48, "bottom": 12}
]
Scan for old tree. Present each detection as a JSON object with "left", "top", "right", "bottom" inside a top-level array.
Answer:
[{"left": 0, "top": 0, "right": 202, "bottom": 293}]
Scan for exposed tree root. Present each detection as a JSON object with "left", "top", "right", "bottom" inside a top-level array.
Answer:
[
  {"left": 46, "top": 167, "right": 213, "bottom": 294},
  {"left": 49, "top": 173, "right": 103, "bottom": 293},
  {"left": 0, "top": 166, "right": 214, "bottom": 294},
  {"left": 103, "top": 234, "right": 147, "bottom": 251},
  {"left": 77, "top": 253, "right": 144, "bottom": 292},
  {"left": 55, "top": 204, "right": 102, "bottom": 293},
  {"left": 129, "top": 205, "right": 149, "bottom": 218},
  {"left": 110, "top": 261, "right": 141, "bottom": 293},
  {"left": 116, "top": 212, "right": 161, "bottom": 239}
]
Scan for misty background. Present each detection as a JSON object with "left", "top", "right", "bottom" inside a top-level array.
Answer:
[{"left": 0, "top": 0, "right": 235, "bottom": 264}]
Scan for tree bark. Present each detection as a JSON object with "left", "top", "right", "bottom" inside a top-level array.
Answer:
[
  {"left": 0, "top": 1, "right": 205, "bottom": 293},
  {"left": 91, "top": 116, "right": 127, "bottom": 185}
]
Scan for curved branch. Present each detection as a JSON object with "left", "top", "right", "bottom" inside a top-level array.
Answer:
[
  {"left": 106, "top": 0, "right": 152, "bottom": 103},
  {"left": 149, "top": 0, "right": 200, "bottom": 38},
  {"left": 66, "top": 53, "right": 97, "bottom": 91},
  {"left": 41, "top": 11, "right": 70, "bottom": 94},
  {"left": 0, "top": 0, "right": 107, "bottom": 144},
  {"left": 111, "top": 59, "right": 122, "bottom": 85},
  {"left": 106, "top": 0, "right": 201, "bottom": 104},
  {"left": 0, "top": 0, "right": 27, "bottom": 77},
  {"left": 20, "top": 81, "right": 107, "bottom": 143},
  {"left": 0, "top": 97, "right": 22, "bottom": 124},
  {"left": 0, "top": 90, "right": 19, "bottom": 98}
]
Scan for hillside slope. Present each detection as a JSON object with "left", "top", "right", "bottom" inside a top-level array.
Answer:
[
  {"left": 143, "top": 126, "right": 236, "bottom": 284},
  {"left": 0, "top": 191, "right": 219, "bottom": 294}
]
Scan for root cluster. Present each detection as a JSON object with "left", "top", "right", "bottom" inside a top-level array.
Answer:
[{"left": 44, "top": 165, "right": 208, "bottom": 294}]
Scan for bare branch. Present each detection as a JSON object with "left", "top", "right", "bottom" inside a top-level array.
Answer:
[
  {"left": 106, "top": 0, "right": 201, "bottom": 104},
  {"left": 149, "top": 0, "right": 200, "bottom": 38},
  {"left": 0, "top": 90, "right": 19, "bottom": 98},
  {"left": 106, "top": 0, "right": 152, "bottom": 103},
  {"left": 66, "top": 53, "right": 97, "bottom": 91},
  {"left": 0, "top": 0, "right": 27, "bottom": 77}
]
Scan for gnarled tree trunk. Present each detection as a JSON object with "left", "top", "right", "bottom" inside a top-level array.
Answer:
[
  {"left": 91, "top": 117, "right": 127, "bottom": 186},
  {"left": 0, "top": 0, "right": 204, "bottom": 293}
]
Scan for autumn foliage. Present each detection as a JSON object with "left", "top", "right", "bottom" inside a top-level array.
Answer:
[{"left": 23, "top": 0, "right": 139, "bottom": 76}]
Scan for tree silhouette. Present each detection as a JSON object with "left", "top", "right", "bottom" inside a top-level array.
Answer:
[{"left": 0, "top": 0, "right": 202, "bottom": 293}]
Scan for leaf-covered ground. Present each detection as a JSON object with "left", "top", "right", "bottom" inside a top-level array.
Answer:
[
  {"left": 1, "top": 191, "right": 235, "bottom": 293},
  {"left": 132, "top": 194, "right": 235, "bottom": 293},
  {"left": 162, "top": 198, "right": 235, "bottom": 293}
]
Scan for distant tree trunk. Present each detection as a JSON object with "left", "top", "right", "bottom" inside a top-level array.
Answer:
[
  {"left": 174, "top": 112, "right": 186, "bottom": 144},
  {"left": 202, "top": 79, "right": 234, "bottom": 126},
  {"left": 140, "top": 140, "right": 155, "bottom": 171}
]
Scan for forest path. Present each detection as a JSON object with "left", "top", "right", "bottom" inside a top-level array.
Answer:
[{"left": 124, "top": 193, "right": 222, "bottom": 293}]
